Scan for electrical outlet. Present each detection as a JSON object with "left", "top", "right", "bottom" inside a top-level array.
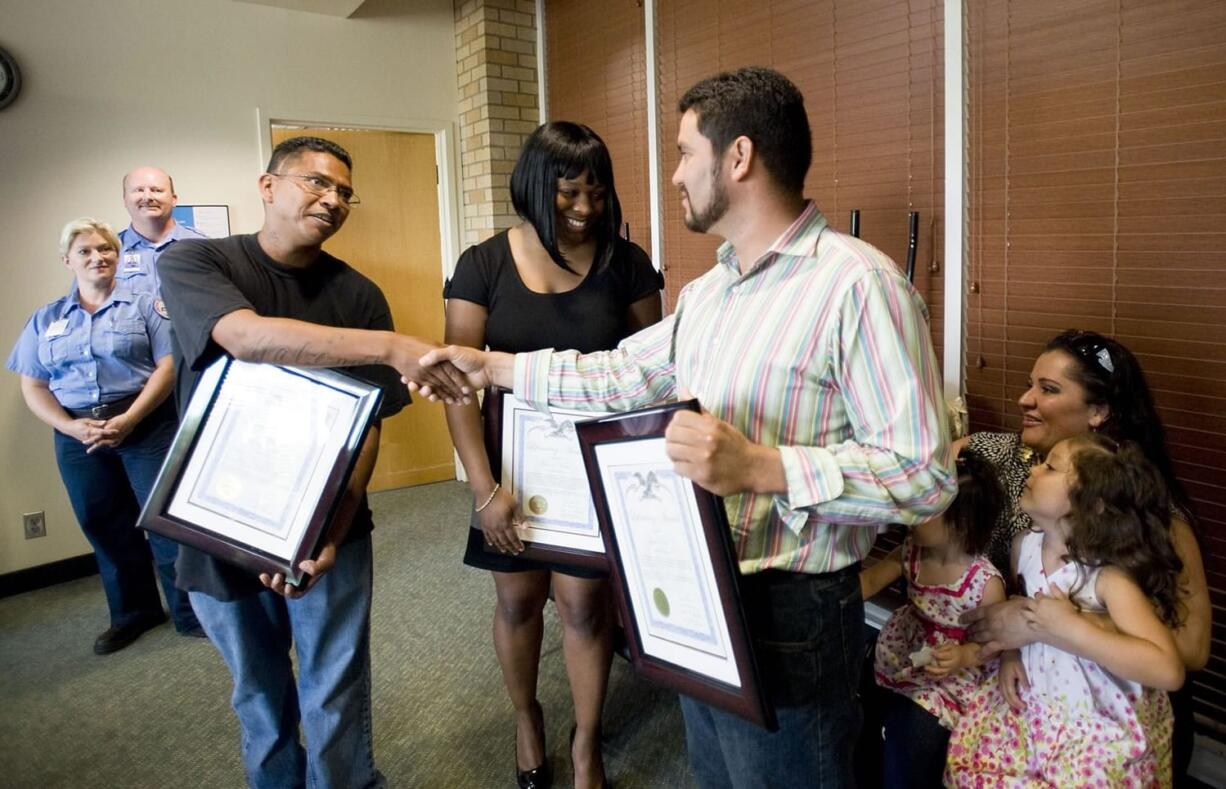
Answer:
[{"left": 23, "top": 511, "right": 46, "bottom": 539}]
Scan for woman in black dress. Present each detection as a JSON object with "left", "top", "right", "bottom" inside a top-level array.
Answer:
[{"left": 443, "top": 122, "right": 662, "bottom": 789}]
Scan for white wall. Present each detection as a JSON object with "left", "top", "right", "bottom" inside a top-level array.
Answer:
[{"left": 0, "top": 0, "right": 458, "bottom": 574}]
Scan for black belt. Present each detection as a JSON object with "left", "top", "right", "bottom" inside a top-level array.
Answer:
[
  {"left": 67, "top": 394, "right": 139, "bottom": 420},
  {"left": 745, "top": 562, "right": 862, "bottom": 587}
]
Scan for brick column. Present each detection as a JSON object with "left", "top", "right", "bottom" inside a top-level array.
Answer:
[{"left": 455, "top": 0, "right": 540, "bottom": 246}]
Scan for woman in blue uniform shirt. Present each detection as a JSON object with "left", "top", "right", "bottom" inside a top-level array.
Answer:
[{"left": 7, "top": 218, "right": 200, "bottom": 653}]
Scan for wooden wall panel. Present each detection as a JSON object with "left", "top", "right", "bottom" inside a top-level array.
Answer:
[
  {"left": 543, "top": 0, "right": 1226, "bottom": 740},
  {"left": 967, "top": 0, "right": 1226, "bottom": 737},
  {"left": 655, "top": 0, "right": 945, "bottom": 364},
  {"left": 545, "top": 0, "right": 652, "bottom": 252}
]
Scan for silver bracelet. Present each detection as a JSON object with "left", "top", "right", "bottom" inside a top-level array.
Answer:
[{"left": 474, "top": 483, "right": 501, "bottom": 513}]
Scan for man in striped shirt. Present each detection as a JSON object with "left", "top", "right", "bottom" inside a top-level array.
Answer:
[{"left": 422, "top": 67, "right": 954, "bottom": 787}]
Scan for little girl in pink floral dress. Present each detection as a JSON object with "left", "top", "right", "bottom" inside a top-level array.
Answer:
[
  {"left": 860, "top": 449, "right": 1007, "bottom": 787},
  {"left": 945, "top": 434, "right": 1185, "bottom": 787}
]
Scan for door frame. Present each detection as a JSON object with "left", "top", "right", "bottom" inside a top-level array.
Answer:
[{"left": 256, "top": 107, "right": 462, "bottom": 283}]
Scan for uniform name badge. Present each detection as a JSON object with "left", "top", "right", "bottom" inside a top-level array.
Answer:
[{"left": 45, "top": 319, "right": 70, "bottom": 338}]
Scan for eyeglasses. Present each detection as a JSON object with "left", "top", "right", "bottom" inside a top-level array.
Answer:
[
  {"left": 1068, "top": 331, "right": 1114, "bottom": 374},
  {"left": 267, "top": 172, "right": 360, "bottom": 206}
]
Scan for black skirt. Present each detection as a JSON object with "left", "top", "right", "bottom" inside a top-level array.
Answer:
[{"left": 461, "top": 519, "right": 605, "bottom": 579}]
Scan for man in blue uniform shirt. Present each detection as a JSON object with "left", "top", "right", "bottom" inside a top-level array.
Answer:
[{"left": 117, "top": 166, "right": 207, "bottom": 298}]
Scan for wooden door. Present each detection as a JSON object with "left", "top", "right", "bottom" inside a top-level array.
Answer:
[{"left": 271, "top": 126, "right": 454, "bottom": 491}]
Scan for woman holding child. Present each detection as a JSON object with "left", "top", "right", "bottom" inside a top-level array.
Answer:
[
  {"left": 866, "top": 329, "right": 1210, "bottom": 786},
  {"left": 954, "top": 329, "right": 1212, "bottom": 784}
]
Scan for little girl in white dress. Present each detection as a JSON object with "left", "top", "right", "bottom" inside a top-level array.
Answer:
[{"left": 945, "top": 434, "right": 1185, "bottom": 787}]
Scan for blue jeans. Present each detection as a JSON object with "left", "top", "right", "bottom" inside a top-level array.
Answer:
[
  {"left": 681, "top": 564, "right": 864, "bottom": 788},
  {"left": 189, "top": 537, "right": 383, "bottom": 789},
  {"left": 881, "top": 692, "right": 949, "bottom": 788},
  {"left": 54, "top": 403, "right": 198, "bottom": 631}
]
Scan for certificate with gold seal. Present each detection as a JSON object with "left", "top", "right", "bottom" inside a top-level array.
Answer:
[
  {"left": 138, "top": 356, "right": 382, "bottom": 586},
  {"left": 485, "top": 388, "right": 613, "bottom": 568},
  {"left": 575, "top": 400, "right": 777, "bottom": 730}
]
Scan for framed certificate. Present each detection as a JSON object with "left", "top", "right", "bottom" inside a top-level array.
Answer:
[
  {"left": 484, "top": 388, "right": 613, "bottom": 569},
  {"left": 139, "top": 356, "right": 383, "bottom": 586},
  {"left": 575, "top": 400, "right": 777, "bottom": 730}
]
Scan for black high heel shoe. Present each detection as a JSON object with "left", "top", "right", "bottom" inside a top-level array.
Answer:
[
  {"left": 516, "top": 704, "right": 552, "bottom": 789},
  {"left": 516, "top": 760, "right": 552, "bottom": 789}
]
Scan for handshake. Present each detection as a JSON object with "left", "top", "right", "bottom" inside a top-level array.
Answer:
[
  {"left": 394, "top": 340, "right": 512, "bottom": 404},
  {"left": 395, "top": 335, "right": 781, "bottom": 499}
]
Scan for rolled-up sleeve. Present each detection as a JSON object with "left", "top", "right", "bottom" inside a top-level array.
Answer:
[{"left": 775, "top": 269, "right": 954, "bottom": 530}]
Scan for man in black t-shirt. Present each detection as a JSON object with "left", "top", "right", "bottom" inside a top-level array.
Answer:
[{"left": 158, "top": 136, "right": 460, "bottom": 789}]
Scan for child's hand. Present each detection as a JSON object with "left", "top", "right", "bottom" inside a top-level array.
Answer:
[
  {"left": 999, "top": 651, "right": 1029, "bottom": 712},
  {"left": 924, "top": 642, "right": 977, "bottom": 677},
  {"left": 1024, "top": 586, "right": 1079, "bottom": 635}
]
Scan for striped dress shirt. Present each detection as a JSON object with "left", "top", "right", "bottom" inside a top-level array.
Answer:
[{"left": 514, "top": 202, "right": 955, "bottom": 575}]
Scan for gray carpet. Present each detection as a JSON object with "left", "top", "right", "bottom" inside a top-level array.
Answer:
[{"left": 0, "top": 481, "right": 692, "bottom": 788}]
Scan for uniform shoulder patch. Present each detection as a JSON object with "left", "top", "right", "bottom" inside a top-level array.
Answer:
[{"left": 153, "top": 299, "right": 170, "bottom": 319}]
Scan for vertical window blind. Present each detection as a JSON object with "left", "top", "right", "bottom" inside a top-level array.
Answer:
[
  {"left": 544, "top": 0, "right": 1224, "bottom": 741},
  {"left": 545, "top": 0, "right": 653, "bottom": 255},
  {"left": 967, "top": 0, "right": 1226, "bottom": 736},
  {"left": 654, "top": 0, "right": 946, "bottom": 359}
]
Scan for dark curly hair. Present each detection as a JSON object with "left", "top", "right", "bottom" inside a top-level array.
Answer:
[
  {"left": 1063, "top": 433, "right": 1185, "bottom": 628},
  {"left": 1046, "top": 329, "right": 1197, "bottom": 531},
  {"left": 678, "top": 66, "right": 811, "bottom": 196},
  {"left": 945, "top": 448, "right": 1005, "bottom": 557}
]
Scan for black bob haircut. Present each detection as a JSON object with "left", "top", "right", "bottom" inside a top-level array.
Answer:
[
  {"left": 678, "top": 66, "right": 811, "bottom": 197},
  {"left": 510, "top": 121, "right": 623, "bottom": 273},
  {"left": 267, "top": 136, "right": 353, "bottom": 174}
]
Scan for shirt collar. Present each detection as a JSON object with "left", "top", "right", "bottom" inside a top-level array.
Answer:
[
  {"left": 714, "top": 201, "right": 827, "bottom": 276},
  {"left": 60, "top": 288, "right": 82, "bottom": 317},
  {"left": 121, "top": 221, "right": 184, "bottom": 251},
  {"left": 110, "top": 282, "right": 136, "bottom": 304},
  {"left": 63, "top": 281, "right": 134, "bottom": 313}
]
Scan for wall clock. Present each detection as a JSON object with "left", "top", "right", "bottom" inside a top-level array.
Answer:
[{"left": 0, "top": 47, "right": 22, "bottom": 111}]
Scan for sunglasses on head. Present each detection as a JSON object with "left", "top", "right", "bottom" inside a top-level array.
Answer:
[{"left": 1067, "top": 331, "right": 1114, "bottom": 375}]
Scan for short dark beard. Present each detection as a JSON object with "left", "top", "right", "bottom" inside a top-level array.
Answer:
[{"left": 683, "top": 160, "right": 729, "bottom": 233}]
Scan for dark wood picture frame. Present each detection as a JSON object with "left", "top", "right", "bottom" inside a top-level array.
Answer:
[
  {"left": 138, "top": 357, "right": 382, "bottom": 586},
  {"left": 575, "top": 400, "right": 777, "bottom": 730},
  {"left": 482, "top": 387, "right": 608, "bottom": 569}
]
